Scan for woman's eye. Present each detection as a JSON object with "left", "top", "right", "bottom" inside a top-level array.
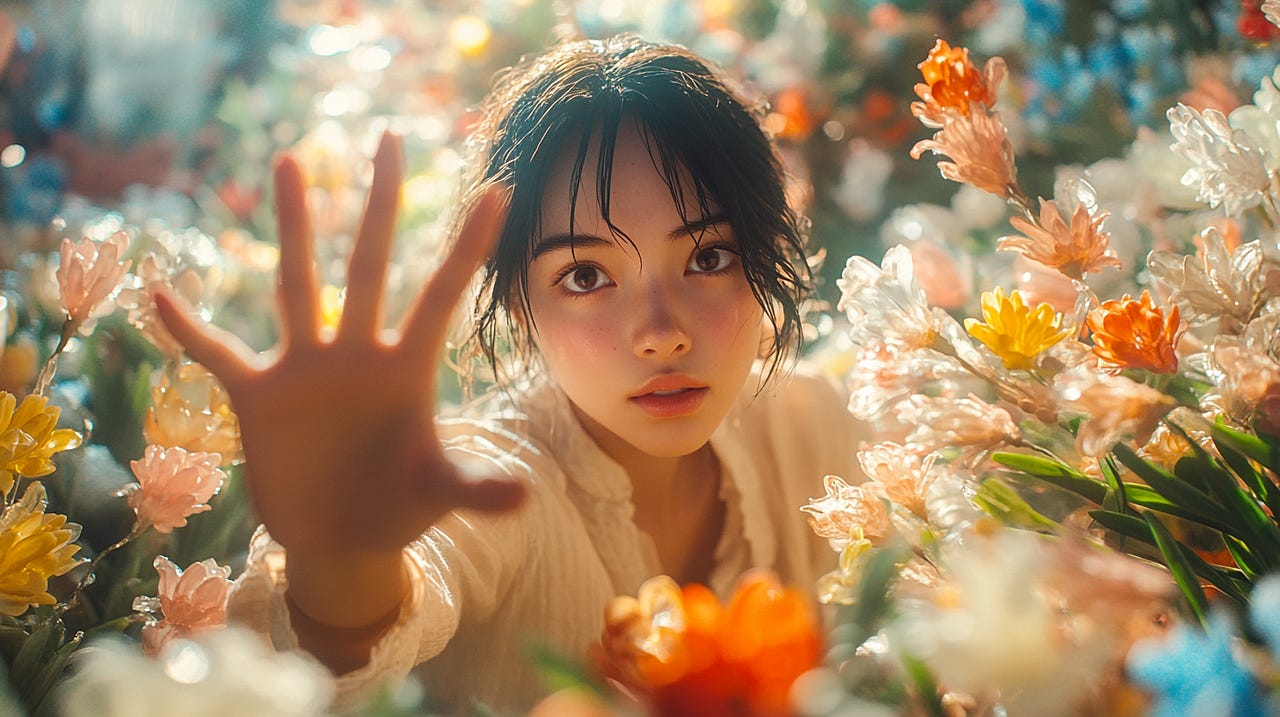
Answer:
[
  {"left": 688, "top": 247, "right": 735, "bottom": 274},
  {"left": 559, "top": 265, "right": 612, "bottom": 293}
]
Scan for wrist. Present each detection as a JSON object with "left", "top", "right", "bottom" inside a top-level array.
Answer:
[{"left": 285, "top": 547, "right": 409, "bottom": 629}]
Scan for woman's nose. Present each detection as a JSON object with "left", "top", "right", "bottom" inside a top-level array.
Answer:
[{"left": 631, "top": 284, "right": 691, "bottom": 358}]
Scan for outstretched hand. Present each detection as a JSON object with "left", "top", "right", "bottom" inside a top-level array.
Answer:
[{"left": 154, "top": 132, "right": 524, "bottom": 630}]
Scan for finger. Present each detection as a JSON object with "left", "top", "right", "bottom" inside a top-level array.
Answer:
[
  {"left": 153, "top": 288, "right": 256, "bottom": 384},
  {"left": 338, "top": 132, "right": 404, "bottom": 343},
  {"left": 400, "top": 183, "right": 511, "bottom": 358},
  {"left": 274, "top": 155, "right": 321, "bottom": 346}
]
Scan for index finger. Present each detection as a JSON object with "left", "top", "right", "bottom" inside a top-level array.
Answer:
[{"left": 398, "top": 184, "right": 511, "bottom": 358}]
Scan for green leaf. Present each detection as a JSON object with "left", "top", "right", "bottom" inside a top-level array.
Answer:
[
  {"left": 11, "top": 618, "right": 65, "bottom": 708},
  {"left": 1177, "top": 453, "right": 1280, "bottom": 569},
  {"left": 899, "top": 654, "right": 946, "bottom": 717},
  {"left": 1088, "top": 510, "right": 1248, "bottom": 605},
  {"left": 973, "top": 479, "right": 1059, "bottom": 531},
  {"left": 1223, "top": 534, "right": 1264, "bottom": 582},
  {"left": 1211, "top": 421, "right": 1275, "bottom": 465},
  {"left": 1100, "top": 456, "right": 1128, "bottom": 514},
  {"left": 25, "top": 631, "right": 80, "bottom": 712},
  {"left": 1112, "top": 444, "right": 1235, "bottom": 533},
  {"left": 1144, "top": 511, "right": 1209, "bottom": 628},
  {"left": 1213, "top": 434, "right": 1280, "bottom": 517},
  {"left": 992, "top": 452, "right": 1106, "bottom": 504}
]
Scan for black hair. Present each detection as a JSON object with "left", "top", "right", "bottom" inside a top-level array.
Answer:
[{"left": 454, "top": 34, "right": 811, "bottom": 390}]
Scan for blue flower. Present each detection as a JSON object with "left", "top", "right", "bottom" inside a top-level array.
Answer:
[
  {"left": 1251, "top": 574, "right": 1280, "bottom": 662},
  {"left": 1127, "top": 613, "right": 1267, "bottom": 717}
]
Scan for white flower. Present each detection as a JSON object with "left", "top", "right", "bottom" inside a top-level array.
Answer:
[
  {"left": 891, "top": 530, "right": 1111, "bottom": 717},
  {"left": 895, "top": 393, "right": 1020, "bottom": 455},
  {"left": 1265, "top": 0, "right": 1280, "bottom": 32},
  {"left": 1230, "top": 65, "right": 1280, "bottom": 168},
  {"left": 1167, "top": 103, "right": 1271, "bottom": 216},
  {"left": 838, "top": 244, "right": 957, "bottom": 352},
  {"left": 59, "top": 628, "right": 334, "bottom": 717},
  {"left": 1148, "top": 227, "right": 1280, "bottom": 330},
  {"left": 116, "top": 253, "right": 208, "bottom": 361}
]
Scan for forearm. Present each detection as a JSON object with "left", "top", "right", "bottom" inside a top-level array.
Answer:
[{"left": 285, "top": 548, "right": 409, "bottom": 674}]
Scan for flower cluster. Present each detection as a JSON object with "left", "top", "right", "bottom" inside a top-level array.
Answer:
[
  {"left": 595, "top": 570, "right": 822, "bottom": 717},
  {"left": 0, "top": 223, "right": 249, "bottom": 716},
  {"left": 806, "top": 29, "right": 1280, "bottom": 715}
]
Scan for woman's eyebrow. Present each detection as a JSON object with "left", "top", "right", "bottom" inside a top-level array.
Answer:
[
  {"left": 531, "top": 233, "right": 614, "bottom": 260},
  {"left": 669, "top": 213, "right": 730, "bottom": 240}
]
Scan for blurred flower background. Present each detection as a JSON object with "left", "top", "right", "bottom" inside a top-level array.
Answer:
[{"left": 4, "top": 0, "right": 1280, "bottom": 716}]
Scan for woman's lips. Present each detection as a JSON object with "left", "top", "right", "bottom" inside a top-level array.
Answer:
[
  {"left": 629, "top": 383, "right": 709, "bottom": 418},
  {"left": 629, "top": 386, "right": 709, "bottom": 418}
]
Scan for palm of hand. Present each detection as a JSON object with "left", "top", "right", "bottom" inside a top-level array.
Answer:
[{"left": 156, "top": 133, "right": 522, "bottom": 557}]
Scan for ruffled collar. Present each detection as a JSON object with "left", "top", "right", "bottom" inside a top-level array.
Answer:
[{"left": 514, "top": 376, "right": 779, "bottom": 596}]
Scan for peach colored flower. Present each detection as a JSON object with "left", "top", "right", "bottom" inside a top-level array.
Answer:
[
  {"left": 856, "top": 441, "right": 938, "bottom": 520},
  {"left": 1085, "top": 291, "right": 1184, "bottom": 374},
  {"left": 136, "top": 556, "right": 232, "bottom": 655},
  {"left": 597, "top": 570, "right": 821, "bottom": 717},
  {"left": 144, "top": 362, "right": 241, "bottom": 466},
  {"left": 801, "top": 474, "right": 893, "bottom": 548},
  {"left": 896, "top": 394, "right": 1020, "bottom": 454},
  {"left": 0, "top": 392, "right": 83, "bottom": 494},
  {"left": 1057, "top": 368, "right": 1176, "bottom": 457},
  {"left": 120, "top": 445, "right": 225, "bottom": 534},
  {"left": 912, "top": 39, "right": 1006, "bottom": 127},
  {"left": 910, "top": 109, "right": 1019, "bottom": 199},
  {"left": 116, "top": 253, "right": 207, "bottom": 361},
  {"left": 906, "top": 238, "right": 971, "bottom": 310},
  {"left": 56, "top": 231, "right": 132, "bottom": 333},
  {"left": 0, "top": 483, "right": 83, "bottom": 616},
  {"left": 1000, "top": 198, "right": 1123, "bottom": 281},
  {"left": 1211, "top": 336, "right": 1280, "bottom": 432},
  {"left": 1012, "top": 255, "right": 1083, "bottom": 318}
]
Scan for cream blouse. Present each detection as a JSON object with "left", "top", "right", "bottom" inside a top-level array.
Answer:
[{"left": 226, "top": 364, "right": 865, "bottom": 713}]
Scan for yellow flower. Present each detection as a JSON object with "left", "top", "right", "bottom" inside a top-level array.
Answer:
[
  {"left": 964, "top": 287, "right": 1070, "bottom": 370},
  {"left": 0, "top": 483, "right": 83, "bottom": 616},
  {"left": 0, "top": 392, "right": 83, "bottom": 494}
]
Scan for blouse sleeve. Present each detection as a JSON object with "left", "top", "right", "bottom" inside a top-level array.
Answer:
[{"left": 225, "top": 427, "right": 533, "bottom": 708}]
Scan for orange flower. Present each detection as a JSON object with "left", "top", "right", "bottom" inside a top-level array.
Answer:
[
  {"left": 910, "top": 109, "right": 1019, "bottom": 199},
  {"left": 912, "top": 39, "right": 1006, "bottom": 126},
  {"left": 1085, "top": 291, "right": 1184, "bottom": 374},
  {"left": 597, "top": 570, "right": 821, "bottom": 717},
  {"left": 1000, "top": 198, "right": 1123, "bottom": 281}
]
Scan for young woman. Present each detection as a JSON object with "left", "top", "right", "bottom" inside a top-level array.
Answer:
[{"left": 156, "top": 34, "right": 865, "bottom": 712}]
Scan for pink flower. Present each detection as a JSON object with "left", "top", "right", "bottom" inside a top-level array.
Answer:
[
  {"left": 121, "top": 445, "right": 224, "bottom": 534},
  {"left": 910, "top": 109, "right": 1019, "bottom": 199},
  {"left": 137, "top": 556, "right": 232, "bottom": 655},
  {"left": 801, "top": 474, "right": 892, "bottom": 548},
  {"left": 56, "top": 231, "right": 132, "bottom": 332}
]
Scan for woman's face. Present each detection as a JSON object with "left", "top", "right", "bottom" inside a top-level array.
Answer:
[{"left": 525, "top": 124, "right": 764, "bottom": 460}]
